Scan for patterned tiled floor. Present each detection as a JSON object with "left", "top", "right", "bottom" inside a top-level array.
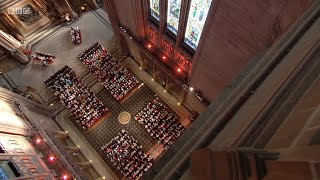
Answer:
[{"left": 69, "top": 83, "right": 158, "bottom": 156}]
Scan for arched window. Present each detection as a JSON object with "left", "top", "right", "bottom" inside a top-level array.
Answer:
[
  {"left": 184, "top": 0, "right": 213, "bottom": 50},
  {"left": 147, "top": 0, "right": 213, "bottom": 51},
  {"left": 150, "top": 0, "right": 160, "bottom": 21},
  {"left": 167, "top": 0, "right": 182, "bottom": 35}
]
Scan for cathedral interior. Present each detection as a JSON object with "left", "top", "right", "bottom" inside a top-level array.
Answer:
[{"left": 0, "top": 0, "right": 319, "bottom": 179}]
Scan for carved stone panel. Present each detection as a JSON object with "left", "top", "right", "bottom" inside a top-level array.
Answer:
[
  {"left": 175, "top": 48, "right": 192, "bottom": 71},
  {"left": 161, "top": 34, "right": 175, "bottom": 56},
  {"left": 146, "top": 22, "right": 159, "bottom": 45}
]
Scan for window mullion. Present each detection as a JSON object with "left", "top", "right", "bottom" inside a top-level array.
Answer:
[
  {"left": 159, "top": 0, "right": 167, "bottom": 35},
  {"left": 175, "top": 0, "right": 191, "bottom": 48}
]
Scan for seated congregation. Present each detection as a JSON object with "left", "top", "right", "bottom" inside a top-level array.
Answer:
[
  {"left": 78, "top": 42, "right": 141, "bottom": 102},
  {"left": 44, "top": 66, "right": 109, "bottom": 131},
  {"left": 134, "top": 96, "right": 185, "bottom": 150},
  {"left": 101, "top": 130, "right": 153, "bottom": 179}
]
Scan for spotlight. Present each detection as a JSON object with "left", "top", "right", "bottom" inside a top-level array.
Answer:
[
  {"left": 162, "top": 56, "right": 166, "bottom": 60},
  {"left": 36, "top": 138, "right": 42, "bottom": 144},
  {"left": 103, "top": 177, "right": 106, "bottom": 179},
  {"left": 177, "top": 68, "right": 181, "bottom": 73},
  {"left": 147, "top": 44, "right": 152, "bottom": 48},
  {"left": 50, "top": 103, "right": 54, "bottom": 106},
  {"left": 62, "top": 175, "right": 68, "bottom": 180},
  {"left": 89, "top": 160, "right": 92, "bottom": 163},
  {"left": 129, "top": 36, "right": 133, "bottom": 40},
  {"left": 164, "top": 90, "right": 166, "bottom": 93},
  {"left": 189, "top": 87, "right": 194, "bottom": 92},
  {"left": 77, "top": 145, "right": 80, "bottom": 148},
  {"left": 177, "top": 103, "right": 181, "bottom": 105},
  {"left": 151, "top": 79, "right": 154, "bottom": 81},
  {"left": 48, "top": 156, "right": 55, "bottom": 162},
  {"left": 139, "top": 67, "right": 142, "bottom": 70}
]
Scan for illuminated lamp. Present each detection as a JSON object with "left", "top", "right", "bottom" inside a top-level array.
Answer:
[
  {"left": 147, "top": 44, "right": 152, "bottom": 48},
  {"left": 48, "top": 156, "right": 55, "bottom": 162},
  {"left": 35, "top": 138, "right": 42, "bottom": 144},
  {"left": 62, "top": 175, "right": 68, "bottom": 180},
  {"left": 177, "top": 68, "right": 182, "bottom": 73},
  {"left": 189, "top": 87, "right": 194, "bottom": 92},
  {"left": 162, "top": 56, "right": 166, "bottom": 60}
]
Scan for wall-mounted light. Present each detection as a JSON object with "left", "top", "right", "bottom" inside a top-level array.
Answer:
[
  {"left": 189, "top": 87, "right": 194, "bottom": 92},
  {"left": 48, "top": 156, "right": 55, "bottom": 162},
  {"left": 36, "top": 138, "right": 42, "bottom": 144}
]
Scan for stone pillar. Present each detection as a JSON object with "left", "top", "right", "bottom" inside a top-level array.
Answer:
[
  {"left": 55, "top": 0, "right": 78, "bottom": 19},
  {"left": 74, "top": 162, "right": 92, "bottom": 169},
  {"left": 103, "top": 0, "right": 129, "bottom": 56},
  {"left": 0, "top": 30, "right": 28, "bottom": 63},
  {"left": 45, "top": 129, "right": 68, "bottom": 140},
  {"left": 85, "top": 0, "right": 100, "bottom": 9},
  {"left": 57, "top": 146, "right": 80, "bottom": 153}
]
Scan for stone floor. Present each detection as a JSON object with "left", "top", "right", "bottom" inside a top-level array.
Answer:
[
  {"left": 0, "top": 8, "right": 191, "bottom": 180},
  {"left": 0, "top": 9, "right": 114, "bottom": 102}
]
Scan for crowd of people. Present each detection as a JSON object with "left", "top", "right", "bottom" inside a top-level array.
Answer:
[
  {"left": 134, "top": 96, "right": 185, "bottom": 149},
  {"left": 102, "top": 130, "right": 153, "bottom": 179},
  {"left": 44, "top": 66, "right": 109, "bottom": 131},
  {"left": 31, "top": 52, "right": 55, "bottom": 66},
  {"left": 78, "top": 42, "right": 141, "bottom": 102},
  {"left": 71, "top": 27, "right": 82, "bottom": 44}
]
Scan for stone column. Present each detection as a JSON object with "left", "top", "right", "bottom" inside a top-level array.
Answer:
[
  {"left": 74, "top": 162, "right": 92, "bottom": 169},
  {"left": 85, "top": 0, "right": 100, "bottom": 9},
  {"left": 57, "top": 146, "right": 80, "bottom": 153},
  {"left": 0, "top": 30, "right": 28, "bottom": 63},
  {"left": 45, "top": 129, "right": 68, "bottom": 140},
  {"left": 55, "top": 0, "right": 78, "bottom": 19},
  {"left": 103, "top": 0, "right": 129, "bottom": 56}
]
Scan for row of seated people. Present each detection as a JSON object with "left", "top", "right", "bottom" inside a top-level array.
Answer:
[
  {"left": 44, "top": 66, "right": 109, "bottom": 131},
  {"left": 134, "top": 96, "right": 185, "bottom": 150},
  {"left": 70, "top": 27, "right": 81, "bottom": 44},
  {"left": 78, "top": 42, "right": 141, "bottom": 102},
  {"left": 101, "top": 130, "right": 153, "bottom": 180},
  {"left": 35, "top": 52, "right": 56, "bottom": 58},
  {"left": 32, "top": 52, "right": 55, "bottom": 65}
]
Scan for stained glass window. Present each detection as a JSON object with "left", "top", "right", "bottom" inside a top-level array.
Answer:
[
  {"left": 167, "top": 0, "right": 182, "bottom": 35},
  {"left": 150, "top": 0, "right": 160, "bottom": 21},
  {"left": 184, "top": 0, "right": 213, "bottom": 49}
]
